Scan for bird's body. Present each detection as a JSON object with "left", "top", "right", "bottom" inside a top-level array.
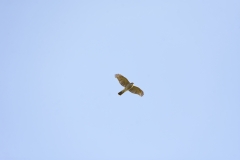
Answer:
[
  {"left": 118, "top": 82, "right": 134, "bottom": 95},
  {"left": 115, "top": 74, "right": 144, "bottom": 97}
]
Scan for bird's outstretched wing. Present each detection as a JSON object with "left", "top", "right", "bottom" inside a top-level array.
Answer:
[
  {"left": 115, "top": 74, "right": 130, "bottom": 87},
  {"left": 129, "top": 86, "right": 144, "bottom": 97}
]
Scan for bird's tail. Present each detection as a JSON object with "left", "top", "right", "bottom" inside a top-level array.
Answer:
[{"left": 118, "top": 90, "right": 125, "bottom": 95}]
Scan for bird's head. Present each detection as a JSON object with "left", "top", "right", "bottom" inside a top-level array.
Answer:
[{"left": 131, "top": 82, "right": 134, "bottom": 85}]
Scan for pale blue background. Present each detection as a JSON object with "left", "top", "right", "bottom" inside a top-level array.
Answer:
[{"left": 1, "top": 0, "right": 240, "bottom": 159}]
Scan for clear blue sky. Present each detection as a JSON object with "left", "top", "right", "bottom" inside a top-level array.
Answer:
[{"left": 1, "top": 1, "right": 240, "bottom": 159}]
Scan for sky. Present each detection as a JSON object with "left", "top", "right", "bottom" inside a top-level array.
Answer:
[{"left": 1, "top": 0, "right": 240, "bottom": 159}]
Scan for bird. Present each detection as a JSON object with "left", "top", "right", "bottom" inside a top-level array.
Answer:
[{"left": 115, "top": 74, "right": 144, "bottom": 97}]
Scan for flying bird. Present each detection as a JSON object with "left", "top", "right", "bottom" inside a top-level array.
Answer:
[{"left": 115, "top": 74, "right": 144, "bottom": 97}]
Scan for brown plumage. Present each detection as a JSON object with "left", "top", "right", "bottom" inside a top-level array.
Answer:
[{"left": 115, "top": 74, "right": 144, "bottom": 97}]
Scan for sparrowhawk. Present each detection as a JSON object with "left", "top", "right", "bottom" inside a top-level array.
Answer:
[{"left": 115, "top": 74, "right": 144, "bottom": 97}]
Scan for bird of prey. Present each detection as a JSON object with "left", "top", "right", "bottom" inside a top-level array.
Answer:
[{"left": 115, "top": 74, "right": 144, "bottom": 97}]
